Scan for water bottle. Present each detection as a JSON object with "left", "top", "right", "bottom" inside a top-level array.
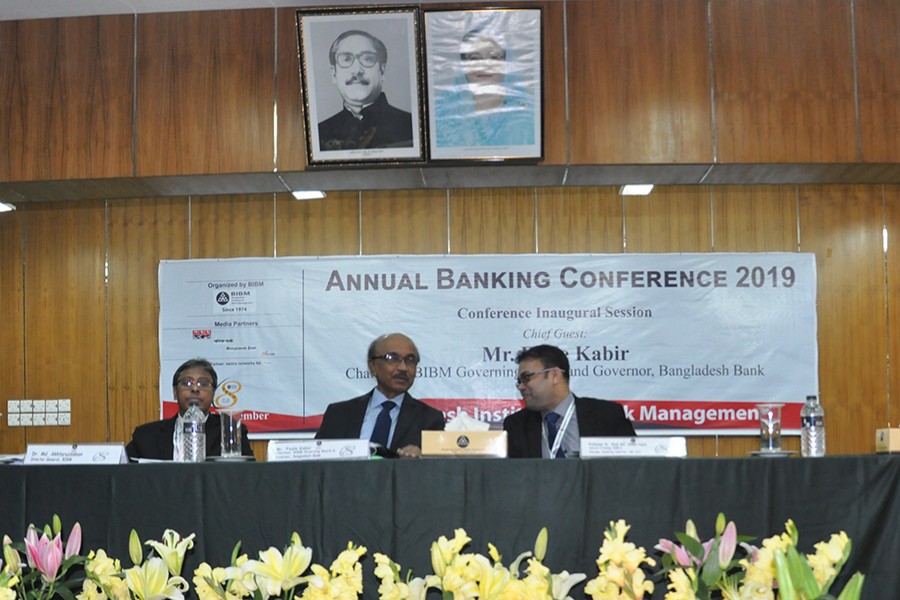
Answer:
[
  {"left": 800, "top": 394, "right": 826, "bottom": 457},
  {"left": 182, "top": 402, "right": 206, "bottom": 462}
]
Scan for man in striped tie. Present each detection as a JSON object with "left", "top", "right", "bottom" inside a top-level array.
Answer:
[{"left": 315, "top": 333, "right": 446, "bottom": 458}]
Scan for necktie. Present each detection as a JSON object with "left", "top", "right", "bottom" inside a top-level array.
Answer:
[
  {"left": 370, "top": 400, "right": 396, "bottom": 447},
  {"left": 545, "top": 412, "right": 565, "bottom": 458}
]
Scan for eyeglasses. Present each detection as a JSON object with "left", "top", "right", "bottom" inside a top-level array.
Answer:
[
  {"left": 461, "top": 51, "right": 506, "bottom": 62},
  {"left": 176, "top": 378, "right": 215, "bottom": 390},
  {"left": 334, "top": 51, "right": 380, "bottom": 69},
  {"left": 515, "top": 367, "right": 556, "bottom": 387},
  {"left": 372, "top": 352, "right": 420, "bottom": 367}
]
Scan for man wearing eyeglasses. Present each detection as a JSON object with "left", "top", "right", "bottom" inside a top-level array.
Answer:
[
  {"left": 315, "top": 333, "right": 445, "bottom": 458},
  {"left": 318, "top": 29, "right": 414, "bottom": 151},
  {"left": 503, "top": 345, "right": 636, "bottom": 458},
  {"left": 125, "top": 358, "right": 254, "bottom": 461}
]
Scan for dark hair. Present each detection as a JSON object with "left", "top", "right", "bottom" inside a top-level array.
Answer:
[
  {"left": 515, "top": 345, "right": 570, "bottom": 381},
  {"left": 329, "top": 30, "right": 387, "bottom": 67},
  {"left": 460, "top": 28, "right": 507, "bottom": 62},
  {"left": 172, "top": 358, "right": 218, "bottom": 389}
]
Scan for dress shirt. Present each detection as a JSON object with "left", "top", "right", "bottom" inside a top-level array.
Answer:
[{"left": 359, "top": 390, "right": 404, "bottom": 447}]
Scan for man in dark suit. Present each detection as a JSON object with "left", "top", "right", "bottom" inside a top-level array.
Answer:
[
  {"left": 315, "top": 333, "right": 445, "bottom": 458},
  {"left": 318, "top": 30, "right": 414, "bottom": 151},
  {"left": 126, "top": 358, "right": 254, "bottom": 461},
  {"left": 503, "top": 344, "right": 635, "bottom": 458}
]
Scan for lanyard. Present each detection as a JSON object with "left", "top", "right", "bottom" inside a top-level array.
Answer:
[{"left": 543, "top": 401, "right": 576, "bottom": 458}]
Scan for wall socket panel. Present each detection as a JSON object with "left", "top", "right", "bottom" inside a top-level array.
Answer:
[{"left": 7, "top": 399, "right": 71, "bottom": 427}]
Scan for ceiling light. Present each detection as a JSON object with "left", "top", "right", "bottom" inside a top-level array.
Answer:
[
  {"left": 619, "top": 184, "right": 654, "bottom": 196},
  {"left": 292, "top": 190, "right": 326, "bottom": 200},
  {"left": 0, "top": 202, "right": 16, "bottom": 213}
]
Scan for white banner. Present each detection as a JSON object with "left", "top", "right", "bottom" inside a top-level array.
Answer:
[{"left": 159, "top": 253, "right": 817, "bottom": 436}]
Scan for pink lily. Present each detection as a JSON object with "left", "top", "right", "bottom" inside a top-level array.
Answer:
[
  {"left": 718, "top": 522, "right": 737, "bottom": 566},
  {"left": 24, "top": 526, "right": 63, "bottom": 582},
  {"left": 65, "top": 523, "right": 82, "bottom": 559}
]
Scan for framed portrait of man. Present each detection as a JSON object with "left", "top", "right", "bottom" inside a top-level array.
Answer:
[
  {"left": 297, "top": 7, "right": 425, "bottom": 166},
  {"left": 424, "top": 8, "right": 543, "bottom": 161}
]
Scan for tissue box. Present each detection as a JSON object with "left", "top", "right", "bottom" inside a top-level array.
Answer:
[
  {"left": 422, "top": 431, "right": 507, "bottom": 457},
  {"left": 875, "top": 428, "right": 900, "bottom": 453}
]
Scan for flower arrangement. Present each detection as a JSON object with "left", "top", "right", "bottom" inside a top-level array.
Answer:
[
  {"left": 2, "top": 516, "right": 83, "bottom": 600},
  {"left": 373, "top": 527, "right": 586, "bottom": 600},
  {"left": 1, "top": 516, "right": 867, "bottom": 600},
  {"left": 192, "top": 532, "right": 366, "bottom": 600},
  {"left": 652, "top": 514, "right": 865, "bottom": 600}
]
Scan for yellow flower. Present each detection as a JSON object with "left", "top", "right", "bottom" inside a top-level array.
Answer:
[
  {"left": 125, "top": 557, "right": 189, "bottom": 600},
  {"left": 0, "top": 588, "right": 15, "bottom": 600},
  {"left": 664, "top": 567, "right": 697, "bottom": 600},
  {"left": 430, "top": 529, "right": 471, "bottom": 578},
  {"left": 329, "top": 543, "right": 366, "bottom": 577},
  {"left": 472, "top": 554, "right": 509, "bottom": 600},
  {"left": 244, "top": 542, "right": 313, "bottom": 598},
  {"left": 738, "top": 582, "right": 774, "bottom": 600},
  {"left": 86, "top": 549, "right": 122, "bottom": 580},
  {"left": 145, "top": 530, "right": 196, "bottom": 577},
  {"left": 193, "top": 562, "right": 227, "bottom": 600},
  {"left": 77, "top": 579, "right": 108, "bottom": 600}
]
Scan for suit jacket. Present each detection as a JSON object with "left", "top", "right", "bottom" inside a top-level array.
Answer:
[
  {"left": 315, "top": 390, "right": 445, "bottom": 452},
  {"left": 318, "top": 93, "right": 413, "bottom": 150},
  {"left": 125, "top": 413, "right": 255, "bottom": 460},
  {"left": 503, "top": 395, "right": 636, "bottom": 458}
]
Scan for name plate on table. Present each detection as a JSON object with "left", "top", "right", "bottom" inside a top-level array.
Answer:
[
  {"left": 267, "top": 439, "right": 370, "bottom": 461},
  {"left": 580, "top": 436, "right": 687, "bottom": 458},
  {"left": 421, "top": 431, "right": 507, "bottom": 457},
  {"left": 24, "top": 443, "right": 128, "bottom": 465}
]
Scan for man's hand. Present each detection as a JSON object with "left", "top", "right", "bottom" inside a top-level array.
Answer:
[{"left": 396, "top": 444, "right": 422, "bottom": 459}]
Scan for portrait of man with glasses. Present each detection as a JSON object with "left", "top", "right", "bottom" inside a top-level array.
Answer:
[
  {"left": 317, "top": 29, "right": 414, "bottom": 151},
  {"left": 315, "top": 333, "right": 445, "bottom": 458},
  {"left": 503, "top": 344, "right": 636, "bottom": 458},
  {"left": 125, "top": 358, "right": 254, "bottom": 461}
]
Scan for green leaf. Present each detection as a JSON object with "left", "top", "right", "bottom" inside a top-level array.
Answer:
[
  {"left": 675, "top": 533, "right": 704, "bottom": 559},
  {"left": 836, "top": 572, "right": 865, "bottom": 600},
  {"left": 774, "top": 550, "right": 797, "bottom": 600},
  {"left": 785, "top": 545, "right": 819, "bottom": 599},
  {"left": 230, "top": 540, "right": 243, "bottom": 566}
]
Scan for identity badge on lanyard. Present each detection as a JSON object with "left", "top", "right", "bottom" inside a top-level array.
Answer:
[{"left": 543, "top": 401, "right": 576, "bottom": 458}]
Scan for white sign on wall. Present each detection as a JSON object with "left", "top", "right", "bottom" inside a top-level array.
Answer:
[{"left": 159, "top": 253, "right": 817, "bottom": 437}]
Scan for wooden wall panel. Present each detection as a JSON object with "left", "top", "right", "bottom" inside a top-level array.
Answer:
[
  {"left": 136, "top": 10, "right": 275, "bottom": 176},
  {"left": 361, "top": 190, "right": 449, "bottom": 255},
  {"left": 567, "top": 0, "right": 712, "bottom": 165},
  {"left": 0, "top": 16, "right": 134, "bottom": 182},
  {"left": 623, "top": 186, "right": 712, "bottom": 253},
  {"left": 0, "top": 212, "right": 26, "bottom": 454},
  {"left": 536, "top": 186, "right": 623, "bottom": 253},
  {"left": 276, "top": 8, "right": 307, "bottom": 172},
  {"left": 800, "top": 185, "right": 886, "bottom": 455},
  {"left": 449, "top": 188, "right": 536, "bottom": 254},
  {"left": 886, "top": 186, "right": 900, "bottom": 429},
  {"left": 276, "top": 192, "right": 361, "bottom": 257},
  {"left": 712, "top": 186, "right": 798, "bottom": 252},
  {"left": 855, "top": 0, "right": 900, "bottom": 163},
  {"left": 22, "top": 202, "right": 107, "bottom": 445},
  {"left": 190, "top": 194, "right": 275, "bottom": 258},
  {"left": 712, "top": 0, "right": 857, "bottom": 163},
  {"left": 107, "top": 198, "right": 190, "bottom": 446}
]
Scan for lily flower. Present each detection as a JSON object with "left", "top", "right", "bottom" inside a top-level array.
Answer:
[
  {"left": 145, "top": 530, "right": 195, "bottom": 577},
  {"left": 125, "top": 557, "right": 188, "bottom": 600},
  {"left": 718, "top": 521, "right": 738, "bottom": 566},
  {"left": 65, "top": 523, "right": 83, "bottom": 559},
  {"left": 2, "top": 538, "right": 21, "bottom": 576},
  {"left": 24, "top": 527, "right": 63, "bottom": 582},
  {"left": 243, "top": 542, "right": 312, "bottom": 598}
]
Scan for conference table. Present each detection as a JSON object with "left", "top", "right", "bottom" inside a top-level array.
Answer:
[{"left": 2, "top": 454, "right": 897, "bottom": 599}]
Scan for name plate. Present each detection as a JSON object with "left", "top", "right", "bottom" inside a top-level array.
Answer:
[
  {"left": 267, "top": 439, "right": 370, "bottom": 461},
  {"left": 421, "top": 431, "right": 507, "bottom": 458},
  {"left": 24, "top": 443, "right": 128, "bottom": 465},
  {"left": 580, "top": 436, "right": 687, "bottom": 458}
]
